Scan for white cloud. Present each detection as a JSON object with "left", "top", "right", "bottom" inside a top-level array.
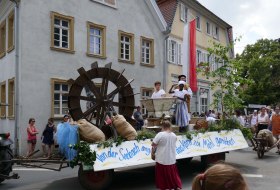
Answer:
[{"left": 197, "top": 0, "right": 280, "bottom": 54}]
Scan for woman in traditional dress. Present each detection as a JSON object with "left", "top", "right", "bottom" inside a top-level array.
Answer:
[
  {"left": 152, "top": 120, "right": 182, "bottom": 190},
  {"left": 169, "top": 80, "right": 192, "bottom": 132}
]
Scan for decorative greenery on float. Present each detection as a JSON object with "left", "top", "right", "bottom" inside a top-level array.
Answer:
[
  {"left": 70, "top": 119, "right": 252, "bottom": 168},
  {"left": 69, "top": 141, "right": 96, "bottom": 168}
]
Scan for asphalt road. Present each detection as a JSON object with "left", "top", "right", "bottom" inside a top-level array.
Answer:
[{"left": 1, "top": 147, "right": 280, "bottom": 190}]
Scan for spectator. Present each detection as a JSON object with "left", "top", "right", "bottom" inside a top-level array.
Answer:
[
  {"left": 26, "top": 118, "right": 39, "bottom": 157},
  {"left": 206, "top": 110, "right": 212, "bottom": 117},
  {"left": 250, "top": 110, "right": 258, "bottom": 128},
  {"left": 266, "top": 106, "right": 273, "bottom": 131},
  {"left": 63, "top": 114, "right": 70, "bottom": 123},
  {"left": 133, "top": 106, "right": 144, "bottom": 130},
  {"left": 209, "top": 110, "right": 216, "bottom": 118},
  {"left": 152, "top": 121, "right": 182, "bottom": 190},
  {"left": 151, "top": 81, "right": 166, "bottom": 99},
  {"left": 234, "top": 110, "right": 245, "bottom": 127},
  {"left": 42, "top": 118, "right": 56, "bottom": 158},
  {"left": 192, "top": 163, "right": 248, "bottom": 190},
  {"left": 270, "top": 106, "right": 280, "bottom": 153},
  {"left": 257, "top": 107, "right": 270, "bottom": 135}
]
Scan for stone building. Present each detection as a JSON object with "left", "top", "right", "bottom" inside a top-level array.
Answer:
[
  {"left": 0, "top": 0, "right": 166, "bottom": 155},
  {"left": 156, "top": 0, "right": 233, "bottom": 114}
]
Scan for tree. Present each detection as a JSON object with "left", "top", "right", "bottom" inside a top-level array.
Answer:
[
  {"left": 198, "top": 39, "right": 249, "bottom": 114},
  {"left": 237, "top": 39, "right": 280, "bottom": 106}
]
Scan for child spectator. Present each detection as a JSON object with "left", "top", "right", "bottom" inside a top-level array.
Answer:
[{"left": 192, "top": 163, "right": 248, "bottom": 190}]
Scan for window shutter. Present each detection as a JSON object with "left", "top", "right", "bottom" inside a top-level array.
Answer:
[
  {"left": 167, "top": 38, "right": 171, "bottom": 62},
  {"left": 180, "top": 3, "right": 185, "bottom": 22},
  {"left": 178, "top": 43, "right": 182, "bottom": 65}
]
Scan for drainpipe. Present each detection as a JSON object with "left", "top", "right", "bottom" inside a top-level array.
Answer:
[
  {"left": 163, "top": 27, "right": 171, "bottom": 90},
  {"left": 9, "top": 0, "right": 20, "bottom": 156}
]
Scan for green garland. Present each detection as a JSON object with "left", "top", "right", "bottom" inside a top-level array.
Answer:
[
  {"left": 69, "top": 141, "right": 96, "bottom": 168},
  {"left": 181, "top": 119, "right": 253, "bottom": 140}
]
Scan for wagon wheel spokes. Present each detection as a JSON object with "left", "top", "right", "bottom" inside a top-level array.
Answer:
[
  {"left": 111, "top": 102, "right": 136, "bottom": 108},
  {"left": 78, "top": 95, "right": 96, "bottom": 102},
  {"left": 100, "top": 62, "right": 112, "bottom": 98},
  {"left": 83, "top": 103, "right": 100, "bottom": 118},
  {"left": 96, "top": 105, "right": 107, "bottom": 127}
]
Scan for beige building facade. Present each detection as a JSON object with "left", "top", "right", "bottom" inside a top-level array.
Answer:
[{"left": 157, "top": 0, "right": 233, "bottom": 114}]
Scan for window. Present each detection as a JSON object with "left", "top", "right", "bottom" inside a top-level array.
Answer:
[
  {"left": 206, "top": 22, "right": 211, "bottom": 35},
  {"left": 180, "top": 3, "right": 188, "bottom": 22},
  {"left": 91, "top": 0, "right": 117, "bottom": 8},
  {"left": 200, "top": 88, "right": 209, "bottom": 114},
  {"left": 196, "top": 50, "right": 201, "bottom": 65},
  {"left": 140, "top": 36, "right": 154, "bottom": 66},
  {"left": 8, "top": 79, "right": 14, "bottom": 118},
  {"left": 51, "top": 79, "right": 69, "bottom": 117},
  {"left": 214, "top": 26, "right": 219, "bottom": 39},
  {"left": 118, "top": 30, "right": 134, "bottom": 64},
  {"left": 50, "top": 12, "right": 74, "bottom": 53},
  {"left": 196, "top": 15, "right": 200, "bottom": 30},
  {"left": 7, "top": 10, "right": 14, "bottom": 53},
  {"left": 87, "top": 22, "right": 106, "bottom": 58},
  {"left": 0, "top": 81, "right": 6, "bottom": 118},
  {"left": 0, "top": 20, "right": 6, "bottom": 58},
  {"left": 167, "top": 38, "right": 182, "bottom": 65},
  {"left": 141, "top": 87, "right": 153, "bottom": 114}
]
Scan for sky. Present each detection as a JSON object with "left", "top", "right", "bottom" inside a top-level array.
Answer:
[{"left": 197, "top": 0, "right": 280, "bottom": 54}]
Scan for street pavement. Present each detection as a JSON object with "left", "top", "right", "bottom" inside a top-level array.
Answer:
[{"left": 1, "top": 147, "right": 280, "bottom": 190}]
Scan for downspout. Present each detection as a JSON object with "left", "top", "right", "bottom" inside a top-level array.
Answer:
[
  {"left": 163, "top": 27, "right": 171, "bottom": 90},
  {"left": 9, "top": 0, "right": 20, "bottom": 156}
]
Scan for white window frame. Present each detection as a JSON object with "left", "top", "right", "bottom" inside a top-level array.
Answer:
[
  {"left": 180, "top": 3, "right": 188, "bottom": 22},
  {"left": 120, "top": 35, "right": 131, "bottom": 61},
  {"left": 196, "top": 50, "right": 201, "bottom": 65},
  {"left": 141, "top": 87, "right": 153, "bottom": 115},
  {"left": 206, "top": 21, "right": 211, "bottom": 35},
  {"left": 196, "top": 15, "right": 201, "bottom": 30},
  {"left": 54, "top": 18, "right": 70, "bottom": 49},
  {"left": 90, "top": 28, "right": 102, "bottom": 55},
  {"left": 52, "top": 81, "right": 69, "bottom": 118},
  {"left": 214, "top": 25, "right": 219, "bottom": 39},
  {"left": 167, "top": 38, "right": 182, "bottom": 65}
]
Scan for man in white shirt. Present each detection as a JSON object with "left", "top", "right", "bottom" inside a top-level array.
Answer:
[{"left": 151, "top": 81, "right": 166, "bottom": 99}]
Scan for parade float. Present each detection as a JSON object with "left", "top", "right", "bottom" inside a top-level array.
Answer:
[{"left": 0, "top": 62, "right": 250, "bottom": 190}]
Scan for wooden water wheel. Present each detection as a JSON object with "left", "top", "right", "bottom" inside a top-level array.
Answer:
[{"left": 67, "top": 62, "right": 136, "bottom": 128}]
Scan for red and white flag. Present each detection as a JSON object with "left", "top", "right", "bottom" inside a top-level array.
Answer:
[{"left": 182, "top": 19, "right": 197, "bottom": 92}]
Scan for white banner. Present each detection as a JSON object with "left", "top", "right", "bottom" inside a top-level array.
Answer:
[{"left": 90, "top": 129, "right": 248, "bottom": 171}]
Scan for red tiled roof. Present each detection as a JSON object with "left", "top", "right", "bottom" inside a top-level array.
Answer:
[{"left": 156, "top": 0, "right": 178, "bottom": 28}]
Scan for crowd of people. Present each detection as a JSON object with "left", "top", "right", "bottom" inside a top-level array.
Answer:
[{"left": 26, "top": 114, "right": 70, "bottom": 158}]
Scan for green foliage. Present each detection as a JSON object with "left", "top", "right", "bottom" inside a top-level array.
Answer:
[
  {"left": 69, "top": 141, "right": 96, "bottom": 168},
  {"left": 135, "top": 130, "right": 156, "bottom": 141},
  {"left": 97, "top": 138, "right": 115, "bottom": 148},
  {"left": 197, "top": 38, "right": 251, "bottom": 113},
  {"left": 181, "top": 119, "right": 253, "bottom": 140},
  {"left": 237, "top": 38, "right": 280, "bottom": 105}
]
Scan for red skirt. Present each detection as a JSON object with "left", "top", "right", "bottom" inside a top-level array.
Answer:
[{"left": 155, "top": 162, "right": 182, "bottom": 190}]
